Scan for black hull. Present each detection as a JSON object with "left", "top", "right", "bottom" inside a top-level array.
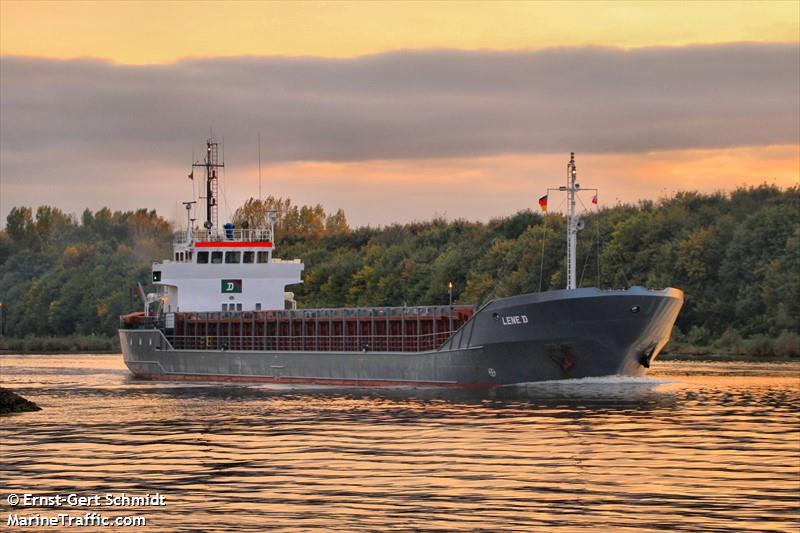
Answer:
[{"left": 120, "top": 287, "right": 683, "bottom": 387}]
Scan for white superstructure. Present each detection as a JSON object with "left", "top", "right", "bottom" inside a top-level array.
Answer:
[
  {"left": 150, "top": 139, "right": 304, "bottom": 314},
  {"left": 153, "top": 230, "right": 303, "bottom": 313}
]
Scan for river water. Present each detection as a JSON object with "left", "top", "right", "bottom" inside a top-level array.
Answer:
[{"left": 1, "top": 354, "right": 798, "bottom": 532}]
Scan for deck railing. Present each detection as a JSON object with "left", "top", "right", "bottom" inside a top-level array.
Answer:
[{"left": 173, "top": 228, "right": 274, "bottom": 244}]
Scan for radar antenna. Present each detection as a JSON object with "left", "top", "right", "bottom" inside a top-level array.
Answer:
[{"left": 182, "top": 201, "right": 196, "bottom": 244}]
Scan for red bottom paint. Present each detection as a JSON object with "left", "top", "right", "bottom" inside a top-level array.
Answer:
[{"left": 132, "top": 372, "right": 496, "bottom": 389}]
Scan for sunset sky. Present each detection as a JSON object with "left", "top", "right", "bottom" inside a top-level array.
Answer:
[{"left": 1, "top": 1, "right": 798, "bottom": 227}]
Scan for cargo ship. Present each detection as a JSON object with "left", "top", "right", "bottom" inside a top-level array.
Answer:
[{"left": 119, "top": 142, "right": 683, "bottom": 387}]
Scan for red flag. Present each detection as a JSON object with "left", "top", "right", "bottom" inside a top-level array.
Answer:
[
  {"left": 538, "top": 195, "right": 548, "bottom": 212},
  {"left": 592, "top": 194, "right": 598, "bottom": 205}
]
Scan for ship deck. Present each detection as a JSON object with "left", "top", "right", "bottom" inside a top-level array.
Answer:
[{"left": 123, "top": 305, "right": 475, "bottom": 353}]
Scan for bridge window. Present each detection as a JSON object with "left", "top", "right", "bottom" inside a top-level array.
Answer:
[
  {"left": 197, "top": 251, "right": 209, "bottom": 264},
  {"left": 211, "top": 251, "right": 223, "bottom": 264},
  {"left": 257, "top": 251, "right": 269, "bottom": 263},
  {"left": 236, "top": 303, "right": 243, "bottom": 311},
  {"left": 243, "top": 251, "right": 255, "bottom": 264},
  {"left": 255, "top": 303, "right": 261, "bottom": 311},
  {"left": 221, "top": 303, "right": 228, "bottom": 311},
  {"left": 225, "top": 251, "right": 241, "bottom": 264},
  {"left": 175, "top": 252, "right": 180, "bottom": 261}
]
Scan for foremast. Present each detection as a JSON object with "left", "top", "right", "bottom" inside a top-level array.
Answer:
[
  {"left": 546, "top": 153, "right": 597, "bottom": 291},
  {"left": 566, "top": 153, "right": 578, "bottom": 290}
]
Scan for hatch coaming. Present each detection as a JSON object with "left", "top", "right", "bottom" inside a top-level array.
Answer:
[{"left": 145, "top": 305, "right": 476, "bottom": 353}]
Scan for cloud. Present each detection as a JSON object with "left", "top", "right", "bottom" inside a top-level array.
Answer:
[
  {"left": 1, "top": 43, "right": 798, "bottom": 224},
  {"left": 252, "top": 146, "right": 800, "bottom": 225}
]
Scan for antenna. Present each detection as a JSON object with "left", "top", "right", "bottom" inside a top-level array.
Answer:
[
  {"left": 190, "top": 146, "right": 198, "bottom": 207},
  {"left": 258, "top": 132, "right": 262, "bottom": 201}
]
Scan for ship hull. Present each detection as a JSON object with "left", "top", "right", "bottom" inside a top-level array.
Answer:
[{"left": 120, "top": 287, "right": 683, "bottom": 387}]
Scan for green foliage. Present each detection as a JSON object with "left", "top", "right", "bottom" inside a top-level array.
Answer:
[
  {"left": 1, "top": 186, "right": 797, "bottom": 354},
  {"left": 0, "top": 207, "right": 171, "bottom": 338},
  {"left": 0, "top": 335, "right": 118, "bottom": 353},
  {"left": 773, "top": 331, "right": 800, "bottom": 357}
]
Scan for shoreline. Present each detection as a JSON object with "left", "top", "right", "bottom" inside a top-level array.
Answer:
[
  {"left": 657, "top": 353, "right": 798, "bottom": 362},
  {"left": 0, "top": 335, "right": 119, "bottom": 355},
  {"left": 0, "top": 349, "right": 120, "bottom": 355}
]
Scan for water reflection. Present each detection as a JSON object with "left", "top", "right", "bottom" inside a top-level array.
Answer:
[{"left": 1, "top": 355, "right": 798, "bottom": 532}]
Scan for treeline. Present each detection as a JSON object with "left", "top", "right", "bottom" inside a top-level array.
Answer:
[
  {"left": 0, "top": 206, "right": 171, "bottom": 340},
  {"left": 0, "top": 185, "right": 798, "bottom": 355},
  {"left": 233, "top": 196, "right": 350, "bottom": 238}
]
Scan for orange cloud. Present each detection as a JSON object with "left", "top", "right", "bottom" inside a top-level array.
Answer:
[
  {"left": 228, "top": 145, "right": 799, "bottom": 226},
  {"left": 3, "top": 145, "right": 796, "bottom": 228}
]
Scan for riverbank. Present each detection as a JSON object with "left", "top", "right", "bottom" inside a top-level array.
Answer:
[
  {"left": 0, "top": 335, "right": 119, "bottom": 354},
  {"left": 666, "top": 330, "right": 800, "bottom": 358},
  {"left": 658, "top": 352, "right": 798, "bottom": 362}
]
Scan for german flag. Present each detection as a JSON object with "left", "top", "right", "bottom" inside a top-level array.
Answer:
[{"left": 538, "top": 194, "right": 548, "bottom": 212}]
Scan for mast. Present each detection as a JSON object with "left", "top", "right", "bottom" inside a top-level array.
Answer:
[
  {"left": 544, "top": 153, "right": 595, "bottom": 291},
  {"left": 566, "top": 152, "right": 578, "bottom": 290},
  {"left": 193, "top": 139, "right": 224, "bottom": 234}
]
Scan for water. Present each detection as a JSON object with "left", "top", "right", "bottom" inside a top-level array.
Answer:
[{"left": 1, "top": 355, "right": 798, "bottom": 532}]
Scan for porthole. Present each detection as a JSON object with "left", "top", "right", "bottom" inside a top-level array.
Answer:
[{"left": 630, "top": 305, "right": 640, "bottom": 314}]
